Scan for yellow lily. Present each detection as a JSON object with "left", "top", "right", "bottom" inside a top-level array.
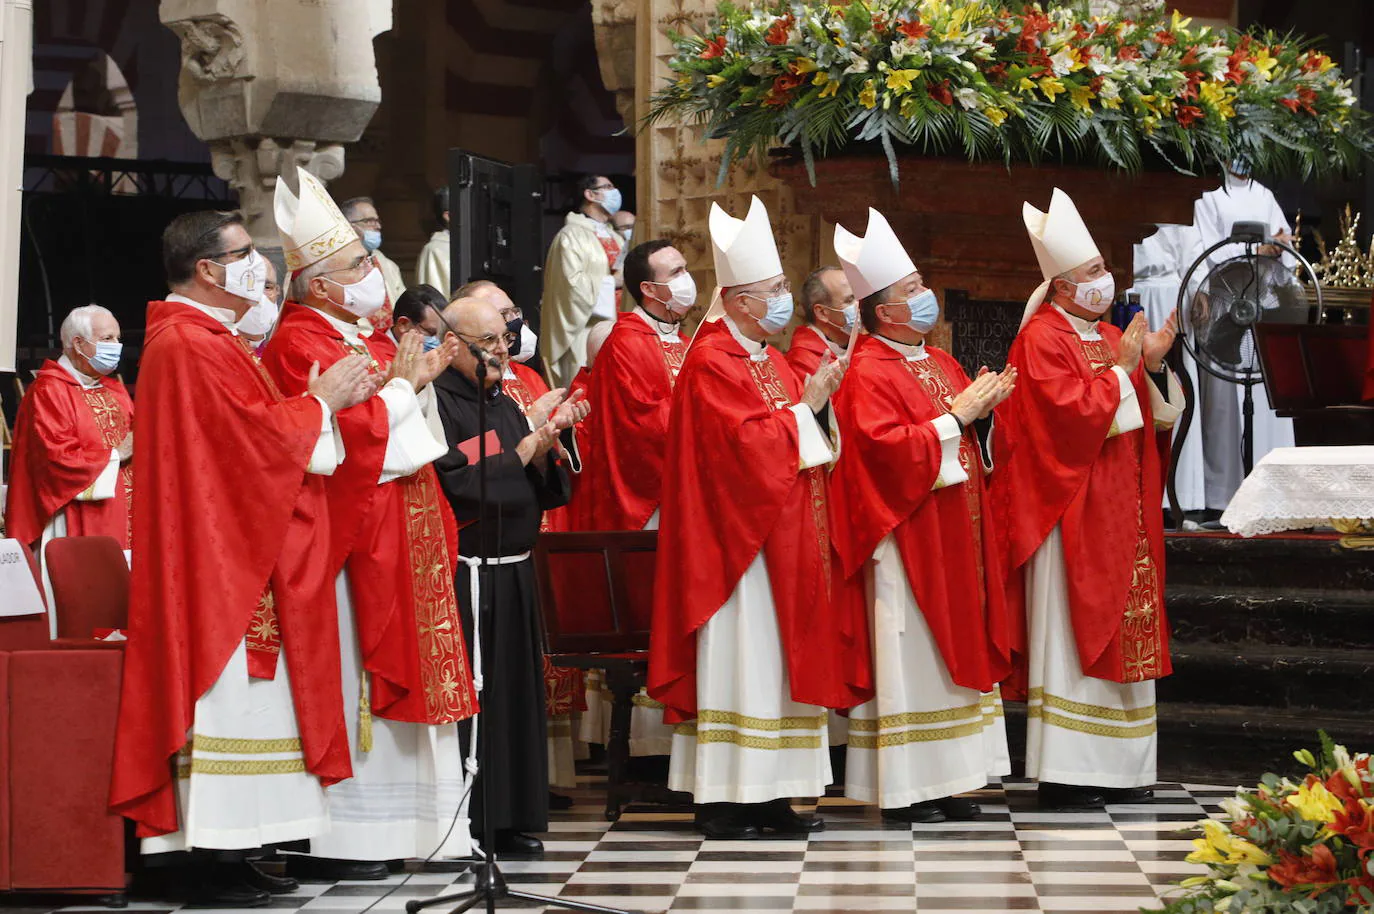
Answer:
[
  {"left": 1198, "top": 81, "right": 1235, "bottom": 118},
  {"left": 1070, "top": 83, "right": 1094, "bottom": 113},
  {"left": 792, "top": 58, "right": 819, "bottom": 74},
  {"left": 706, "top": 74, "right": 726, "bottom": 88},
  {"left": 1186, "top": 820, "right": 1273, "bottom": 867},
  {"left": 859, "top": 79, "right": 877, "bottom": 109},
  {"left": 1100, "top": 94, "right": 1122, "bottom": 110},
  {"left": 886, "top": 68, "right": 920, "bottom": 93},
  {"left": 1038, "top": 76, "right": 1066, "bottom": 102},
  {"left": 1018, "top": 76, "right": 1037, "bottom": 93},
  {"left": 819, "top": 76, "right": 840, "bottom": 98},
  {"left": 984, "top": 106, "right": 1008, "bottom": 126},
  {"left": 1287, "top": 779, "right": 1344, "bottom": 824},
  {"left": 1251, "top": 47, "right": 1278, "bottom": 80},
  {"left": 1171, "top": 10, "right": 1193, "bottom": 33}
]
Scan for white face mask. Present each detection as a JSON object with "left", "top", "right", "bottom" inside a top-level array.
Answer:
[
  {"left": 651, "top": 272, "right": 697, "bottom": 316},
  {"left": 512, "top": 323, "right": 538, "bottom": 363},
  {"left": 236, "top": 292, "right": 280, "bottom": 337},
  {"left": 215, "top": 249, "right": 268, "bottom": 302},
  {"left": 1070, "top": 272, "right": 1116, "bottom": 315},
  {"left": 326, "top": 265, "right": 388, "bottom": 319}
]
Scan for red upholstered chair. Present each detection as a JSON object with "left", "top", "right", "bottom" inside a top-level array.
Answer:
[
  {"left": 45, "top": 536, "right": 130, "bottom": 641},
  {"left": 0, "top": 539, "right": 126, "bottom": 902}
]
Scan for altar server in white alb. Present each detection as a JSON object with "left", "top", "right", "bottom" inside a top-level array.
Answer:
[
  {"left": 828, "top": 208, "right": 1016, "bottom": 823},
  {"left": 1191, "top": 162, "right": 1295, "bottom": 513},
  {"left": 994, "top": 188, "right": 1185, "bottom": 809},
  {"left": 262, "top": 168, "right": 478, "bottom": 879},
  {"left": 647, "top": 196, "right": 872, "bottom": 840}
]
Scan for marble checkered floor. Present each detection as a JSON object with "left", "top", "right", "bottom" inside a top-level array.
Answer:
[{"left": 51, "top": 777, "right": 1233, "bottom": 914}]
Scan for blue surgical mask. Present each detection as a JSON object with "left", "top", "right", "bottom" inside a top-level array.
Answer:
[
  {"left": 598, "top": 187, "right": 622, "bottom": 216},
  {"left": 361, "top": 229, "right": 383, "bottom": 252},
  {"left": 757, "top": 292, "right": 795, "bottom": 335},
  {"left": 87, "top": 341, "right": 122, "bottom": 376},
  {"left": 824, "top": 304, "right": 857, "bottom": 335},
  {"left": 902, "top": 289, "right": 940, "bottom": 333},
  {"left": 422, "top": 334, "right": 441, "bottom": 352}
]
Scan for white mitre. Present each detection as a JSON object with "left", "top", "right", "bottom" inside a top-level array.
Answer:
[
  {"left": 709, "top": 195, "right": 784, "bottom": 287},
  {"left": 834, "top": 208, "right": 917, "bottom": 301},
  {"left": 274, "top": 166, "right": 358, "bottom": 273},
  {"left": 1020, "top": 187, "right": 1101, "bottom": 329}
]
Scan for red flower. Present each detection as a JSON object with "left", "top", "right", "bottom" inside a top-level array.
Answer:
[
  {"left": 1072, "top": 22, "right": 1091, "bottom": 41},
  {"left": 1155, "top": 29, "right": 1177, "bottom": 46},
  {"left": 765, "top": 73, "right": 802, "bottom": 107},
  {"left": 897, "top": 18, "right": 930, "bottom": 40},
  {"left": 1175, "top": 105, "right": 1204, "bottom": 127},
  {"left": 1180, "top": 46, "right": 1200, "bottom": 66},
  {"left": 1094, "top": 22, "right": 1111, "bottom": 37},
  {"left": 1279, "top": 97, "right": 1301, "bottom": 113},
  {"left": 1329, "top": 798, "right": 1374, "bottom": 857},
  {"left": 1302, "top": 53, "right": 1328, "bottom": 73},
  {"left": 700, "top": 35, "right": 727, "bottom": 59},
  {"left": 987, "top": 62, "right": 1008, "bottom": 83},
  {"left": 871, "top": 13, "right": 887, "bottom": 34},
  {"left": 1089, "top": 76, "right": 1105, "bottom": 92},
  {"left": 1017, "top": 9, "right": 1050, "bottom": 52},
  {"left": 1028, "top": 49, "right": 1053, "bottom": 75},
  {"left": 927, "top": 79, "right": 953, "bottom": 106},
  {"left": 1298, "top": 86, "right": 1318, "bottom": 113},
  {"left": 1225, "top": 50, "right": 1247, "bottom": 84},
  {"left": 765, "top": 15, "right": 794, "bottom": 46},
  {"left": 1268, "top": 845, "right": 1341, "bottom": 891},
  {"left": 1179, "top": 70, "right": 1204, "bottom": 100},
  {"left": 1118, "top": 44, "right": 1141, "bottom": 62}
]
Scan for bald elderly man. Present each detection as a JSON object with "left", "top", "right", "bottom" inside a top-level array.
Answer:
[{"left": 431, "top": 297, "right": 588, "bottom": 856}]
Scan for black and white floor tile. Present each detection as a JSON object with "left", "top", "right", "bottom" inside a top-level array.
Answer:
[{"left": 51, "top": 777, "right": 1236, "bottom": 914}]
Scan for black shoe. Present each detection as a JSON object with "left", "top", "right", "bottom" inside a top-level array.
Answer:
[
  {"left": 1037, "top": 782, "right": 1106, "bottom": 810},
  {"left": 420, "top": 859, "right": 474, "bottom": 873},
  {"left": 1101, "top": 786, "right": 1155, "bottom": 803},
  {"left": 750, "top": 798, "right": 825, "bottom": 834},
  {"left": 549, "top": 791, "right": 575, "bottom": 811},
  {"left": 184, "top": 875, "right": 270, "bottom": 908},
  {"left": 882, "top": 801, "right": 946, "bottom": 823},
  {"left": 237, "top": 860, "right": 299, "bottom": 894},
  {"left": 934, "top": 796, "right": 982, "bottom": 821},
  {"left": 694, "top": 803, "right": 762, "bottom": 840},
  {"left": 284, "top": 855, "right": 391, "bottom": 881},
  {"left": 494, "top": 831, "right": 544, "bottom": 857}
]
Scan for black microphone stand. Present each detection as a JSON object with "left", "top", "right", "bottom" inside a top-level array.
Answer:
[{"left": 408, "top": 313, "right": 633, "bottom": 914}]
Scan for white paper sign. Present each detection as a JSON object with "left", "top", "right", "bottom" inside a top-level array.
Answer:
[{"left": 0, "top": 539, "right": 45, "bottom": 617}]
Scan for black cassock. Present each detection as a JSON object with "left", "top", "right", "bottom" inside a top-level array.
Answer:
[{"left": 432, "top": 366, "right": 570, "bottom": 835}]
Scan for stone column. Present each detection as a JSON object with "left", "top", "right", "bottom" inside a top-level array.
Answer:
[
  {"left": 160, "top": 0, "right": 393, "bottom": 266},
  {"left": 0, "top": 0, "right": 33, "bottom": 375}
]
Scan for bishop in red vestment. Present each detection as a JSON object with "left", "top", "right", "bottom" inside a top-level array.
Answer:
[
  {"left": 827, "top": 208, "right": 1017, "bottom": 822},
  {"left": 6, "top": 306, "right": 133, "bottom": 633},
  {"left": 111, "top": 211, "right": 375, "bottom": 905},
  {"left": 786, "top": 266, "right": 856, "bottom": 381},
  {"left": 648, "top": 196, "right": 870, "bottom": 840},
  {"left": 995, "top": 189, "right": 1184, "bottom": 810},
  {"left": 264, "top": 168, "right": 477, "bottom": 874}
]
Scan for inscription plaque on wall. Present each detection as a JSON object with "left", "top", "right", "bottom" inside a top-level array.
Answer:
[{"left": 945, "top": 289, "right": 1024, "bottom": 378}]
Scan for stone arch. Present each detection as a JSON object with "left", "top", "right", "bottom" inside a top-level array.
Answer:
[{"left": 52, "top": 52, "right": 138, "bottom": 161}]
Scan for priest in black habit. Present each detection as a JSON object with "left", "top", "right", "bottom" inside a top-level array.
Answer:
[{"left": 431, "top": 296, "right": 588, "bottom": 858}]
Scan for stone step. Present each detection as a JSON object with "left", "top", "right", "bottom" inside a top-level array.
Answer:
[
  {"left": 1166, "top": 584, "right": 1374, "bottom": 648},
  {"left": 1164, "top": 533, "right": 1374, "bottom": 590},
  {"left": 1155, "top": 703, "right": 1374, "bottom": 786},
  {"left": 1158, "top": 642, "right": 1374, "bottom": 713},
  {"left": 1001, "top": 702, "right": 1374, "bottom": 786}
]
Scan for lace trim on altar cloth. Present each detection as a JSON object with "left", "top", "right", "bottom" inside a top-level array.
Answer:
[{"left": 1220, "top": 447, "right": 1374, "bottom": 538}]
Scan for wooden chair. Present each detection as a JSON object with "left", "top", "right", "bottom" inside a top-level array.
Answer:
[{"left": 533, "top": 530, "right": 686, "bottom": 820}]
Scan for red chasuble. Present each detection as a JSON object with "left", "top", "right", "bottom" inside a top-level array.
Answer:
[
  {"left": 992, "top": 303, "right": 1171, "bottom": 685},
  {"left": 785, "top": 325, "right": 834, "bottom": 382},
  {"left": 110, "top": 301, "right": 349, "bottom": 838},
  {"left": 830, "top": 336, "right": 1011, "bottom": 692},
  {"left": 647, "top": 321, "right": 872, "bottom": 724},
  {"left": 5, "top": 361, "right": 134, "bottom": 548},
  {"left": 261, "top": 304, "right": 477, "bottom": 726},
  {"left": 572, "top": 312, "right": 687, "bottom": 531}
]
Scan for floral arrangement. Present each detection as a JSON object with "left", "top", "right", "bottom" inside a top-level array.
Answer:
[
  {"left": 1149, "top": 733, "right": 1374, "bottom": 914},
  {"left": 647, "top": 0, "right": 1373, "bottom": 184}
]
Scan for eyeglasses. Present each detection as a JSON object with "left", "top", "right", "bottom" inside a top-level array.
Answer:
[
  {"left": 738, "top": 279, "right": 792, "bottom": 302},
  {"left": 349, "top": 217, "right": 382, "bottom": 229},
  {"left": 499, "top": 307, "right": 523, "bottom": 322},
  {"left": 207, "top": 244, "right": 254, "bottom": 263},
  {"left": 321, "top": 252, "right": 376, "bottom": 276},
  {"left": 591, "top": 184, "right": 616, "bottom": 192},
  {"left": 456, "top": 330, "right": 518, "bottom": 349}
]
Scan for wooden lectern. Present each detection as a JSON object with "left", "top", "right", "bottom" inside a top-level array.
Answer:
[{"left": 1254, "top": 322, "right": 1374, "bottom": 445}]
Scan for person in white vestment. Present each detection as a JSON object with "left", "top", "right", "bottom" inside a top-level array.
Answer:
[
  {"left": 539, "top": 175, "right": 625, "bottom": 387},
  {"left": 1191, "top": 163, "right": 1296, "bottom": 513},
  {"left": 1131, "top": 223, "right": 1204, "bottom": 516},
  {"left": 416, "top": 187, "right": 452, "bottom": 294}
]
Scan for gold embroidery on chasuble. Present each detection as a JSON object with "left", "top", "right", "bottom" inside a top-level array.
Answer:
[
  {"left": 543, "top": 655, "right": 581, "bottom": 716},
  {"left": 80, "top": 386, "right": 134, "bottom": 543},
  {"left": 1073, "top": 335, "right": 1163, "bottom": 683},
  {"left": 746, "top": 358, "right": 831, "bottom": 591},
  {"left": 902, "top": 357, "right": 986, "bottom": 601},
  {"left": 246, "top": 588, "right": 282, "bottom": 681},
  {"left": 402, "top": 466, "right": 476, "bottom": 723},
  {"left": 660, "top": 340, "right": 686, "bottom": 385}
]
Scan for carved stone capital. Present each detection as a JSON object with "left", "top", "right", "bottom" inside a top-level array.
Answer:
[{"left": 209, "top": 136, "right": 348, "bottom": 247}]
